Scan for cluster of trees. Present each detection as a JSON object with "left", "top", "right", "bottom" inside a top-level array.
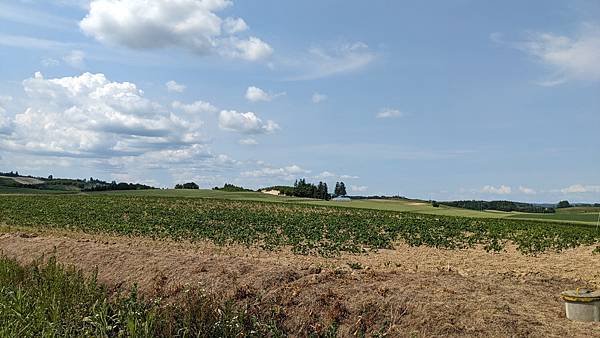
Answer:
[
  {"left": 0, "top": 171, "right": 21, "bottom": 177},
  {"left": 259, "top": 180, "right": 350, "bottom": 201},
  {"left": 292, "top": 179, "right": 330, "bottom": 200},
  {"left": 212, "top": 183, "right": 253, "bottom": 192},
  {"left": 83, "top": 181, "right": 155, "bottom": 191},
  {"left": 333, "top": 182, "right": 347, "bottom": 197},
  {"left": 556, "top": 200, "right": 571, "bottom": 208},
  {"left": 175, "top": 182, "right": 199, "bottom": 189},
  {"left": 440, "top": 200, "right": 556, "bottom": 213}
]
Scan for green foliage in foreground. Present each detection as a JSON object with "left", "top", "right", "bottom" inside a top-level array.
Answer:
[
  {"left": 0, "top": 256, "right": 283, "bottom": 337},
  {"left": 0, "top": 195, "right": 599, "bottom": 256}
]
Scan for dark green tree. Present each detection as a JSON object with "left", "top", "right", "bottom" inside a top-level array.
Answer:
[
  {"left": 556, "top": 200, "right": 571, "bottom": 208},
  {"left": 337, "top": 182, "right": 347, "bottom": 196}
]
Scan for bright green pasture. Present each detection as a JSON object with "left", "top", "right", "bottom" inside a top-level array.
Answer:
[{"left": 509, "top": 207, "right": 600, "bottom": 225}]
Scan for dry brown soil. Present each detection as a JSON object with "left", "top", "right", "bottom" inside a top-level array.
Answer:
[{"left": 1, "top": 229, "right": 599, "bottom": 337}]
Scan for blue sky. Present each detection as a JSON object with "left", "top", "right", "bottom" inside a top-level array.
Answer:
[{"left": 0, "top": 0, "right": 599, "bottom": 202}]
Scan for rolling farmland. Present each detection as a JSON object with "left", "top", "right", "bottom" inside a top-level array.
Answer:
[
  {"left": 1, "top": 194, "right": 598, "bottom": 256},
  {"left": 1, "top": 192, "right": 599, "bottom": 336}
]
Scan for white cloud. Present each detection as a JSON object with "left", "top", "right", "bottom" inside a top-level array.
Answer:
[
  {"left": 218, "top": 110, "right": 279, "bottom": 134},
  {"left": 222, "top": 17, "right": 248, "bottom": 34},
  {"left": 376, "top": 108, "right": 403, "bottom": 119},
  {"left": 245, "top": 86, "right": 284, "bottom": 102},
  {"left": 0, "top": 95, "right": 12, "bottom": 109},
  {"left": 0, "top": 96, "right": 12, "bottom": 134},
  {"left": 63, "top": 50, "right": 86, "bottom": 68},
  {"left": 481, "top": 185, "right": 512, "bottom": 195},
  {"left": 518, "top": 186, "right": 536, "bottom": 195},
  {"left": 315, "top": 171, "right": 335, "bottom": 179},
  {"left": 172, "top": 100, "right": 217, "bottom": 114},
  {"left": 515, "top": 24, "right": 600, "bottom": 84},
  {"left": 560, "top": 184, "right": 600, "bottom": 194},
  {"left": 80, "top": 0, "right": 272, "bottom": 61},
  {"left": 219, "top": 36, "right": 273, "bottom": 61},
  {"left": 241, "top": 164, "right": 310, "bottom": 180},
  {"left": 311, "top": 92, "right": 327, "bottom": 103},
  {"left": 350, "top": 185, "right": 368, "bottom": 193},
  {"left": 0, "top": 72, "right": 206, "bottom": 158},
  {"left": 166, "top": 80, "right": 186, "bottom": 93},
  {"left": 289, "top": 42, "right": 376, "bottom": 80},
  {"left": 313, "top": 171, "right": 359, "bottom": 180},
  {"left": 238, "top": 138, "right": 258, "bottom": 145},
  {"left": 42, "top": 58, "right": 60, "bottom": 67}
]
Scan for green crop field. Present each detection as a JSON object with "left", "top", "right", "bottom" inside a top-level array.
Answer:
[
  {"left": 1, "top": 194, "right": 598, "bottom": 256},
  {"left": 96, "top": 189, "right": 600, "bottom": 226},
  {"left": 3, "top": 188, "right": 598, "bottom": 226},
  {"left": 96, "top": 189, "right": 513, "bottom": 218}
]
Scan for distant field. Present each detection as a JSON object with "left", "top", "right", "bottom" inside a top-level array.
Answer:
[
  {"left": 0, "top": 187, "right": 75, "bottom": 195},
  {"left": 95, "top": 189, "right": 514, "bottom": 218},
  {"left": 3, "top": 187, "right": 598, "bottom": 226},
  {"left": 509, "top": 207, "right": 600, "bottom": 225}
]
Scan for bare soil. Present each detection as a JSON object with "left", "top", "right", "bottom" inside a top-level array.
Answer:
[{"left": 1, "top": 229, "right": 598, "bottom": 337}]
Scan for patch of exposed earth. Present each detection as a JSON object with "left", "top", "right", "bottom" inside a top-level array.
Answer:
[{"left": 0, "top": 230, "right": 598, "bottom": 337}]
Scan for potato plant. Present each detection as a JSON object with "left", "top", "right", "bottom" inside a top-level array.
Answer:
[{"left": 0, "top": 195, "right": 598, "bottom": 256}]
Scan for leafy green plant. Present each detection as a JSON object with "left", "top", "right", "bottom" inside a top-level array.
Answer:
[{"left": 0, "top": 195, "right": 598, "bottom": 256}]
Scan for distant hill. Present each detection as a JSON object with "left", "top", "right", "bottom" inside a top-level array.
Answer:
[{"left": 0, "top": 171, "right": 156, "bottom": 193}]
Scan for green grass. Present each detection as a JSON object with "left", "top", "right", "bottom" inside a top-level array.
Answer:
[
  {"left": 1, "top": 194, "right": 599, "bottom": 255},
  {"left": 509, "top": 207, "right": 600, "bottom": 225},
  {"left": 0, "top": 255, "right": 285, "bottom": 337}
]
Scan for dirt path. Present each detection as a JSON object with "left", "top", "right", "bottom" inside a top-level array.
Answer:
[{"left": 1, "top": 230, "right": 598, "bottom": 337}]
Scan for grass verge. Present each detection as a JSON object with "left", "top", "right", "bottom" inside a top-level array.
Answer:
[{"left": 0, "top": 255, "right": 286, "bottom": 337}]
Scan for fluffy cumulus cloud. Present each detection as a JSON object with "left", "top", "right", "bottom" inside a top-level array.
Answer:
[
  {"left": 560, "top": 184, "right": 600, "bottom": 194},
  {"left": 166, "top": 80, "right": 186, "bottom": 93},
  {"left": 481, "top": 185, "right": 512, "bottom": 195},
  {"left": 80, "top": 0, "right": 273, "bottom": 61},
  {"left": 245, "top": 86, "right": 284, "bottom": 102},
  {"left": 376, "top": 108, "right": 403, "bottom": 119},
  {"left": 172, "top": 100, "right": 217, "bottom": 114},
  {"left": 0, "top": 72, "right": 206, "bottom": 158},
  {"left": 218, "top": 110, "right": 279, "bottom": 134},
  {"left": 515, "top": 24, "right": 600, "bottom": 85}
]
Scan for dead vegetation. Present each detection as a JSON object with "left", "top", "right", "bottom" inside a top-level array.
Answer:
[{"left": 0, "top": 230, "right": 598, "bottom": 337}]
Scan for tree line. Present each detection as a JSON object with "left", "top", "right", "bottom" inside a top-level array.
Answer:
[
  {"left": 440, "top": 200, "right": 556, "bottom": 213},
  {"left": 212, "top": 183, "right": 253, "bottom": 192}
]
